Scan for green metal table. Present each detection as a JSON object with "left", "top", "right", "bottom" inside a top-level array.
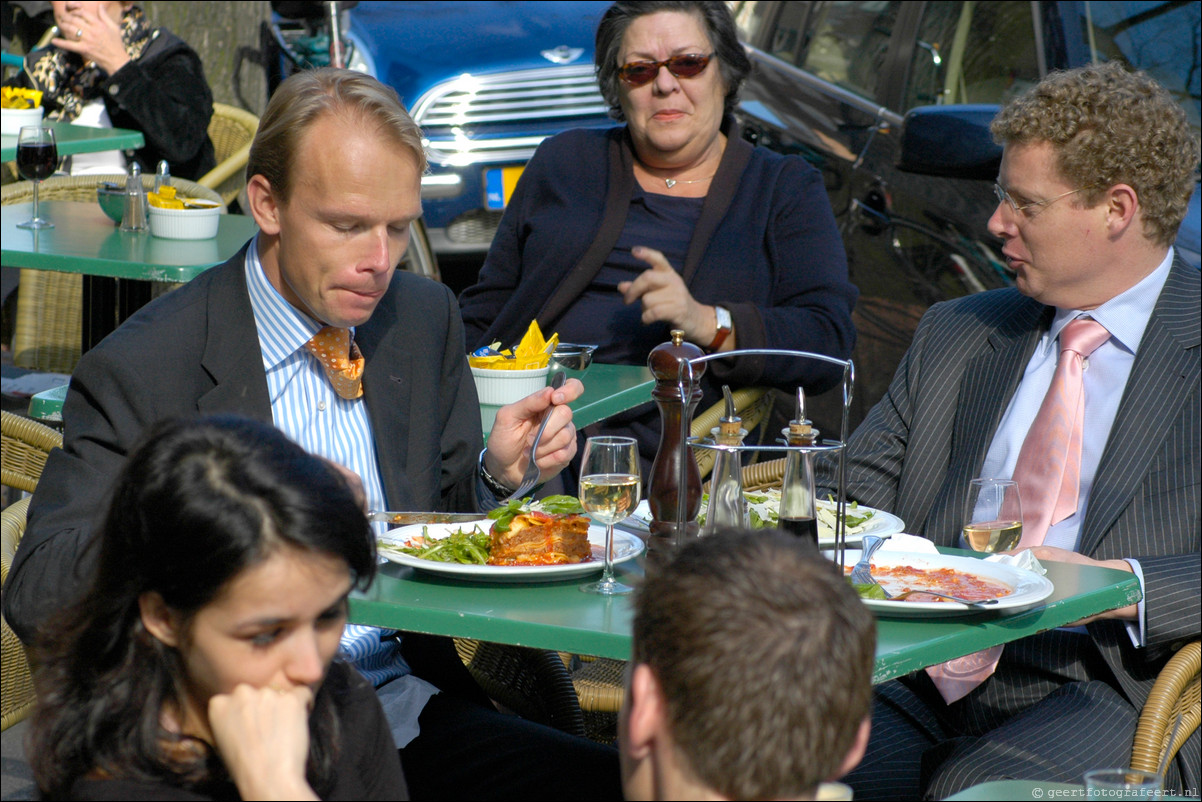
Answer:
[
  {"left": 2, "top": 200, "right": 258, "bottom": 351},
  {"left": 350, "top": 548, "right": 1142, "bottom": 681},
  {"left": 479, "top": 362, "right": 653, "bottom": 434},
  {"left": 30, "top": 362, "right": 652, "bottom": 427},
  {"left": 1, "top": 121, "right": 144, "bottom": 162}
]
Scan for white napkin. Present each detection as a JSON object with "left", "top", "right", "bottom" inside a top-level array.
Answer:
[{"left": 878, "top": 533, "right": 1047, "bottom": 575}]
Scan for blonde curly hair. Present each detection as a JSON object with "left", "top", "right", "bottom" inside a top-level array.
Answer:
[{"left": 991, "top": 61, "right": 1199, "bottom": 247}]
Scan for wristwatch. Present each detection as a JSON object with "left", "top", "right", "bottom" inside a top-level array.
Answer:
[
  {"left": 478, "top": 448, "right": 516, "bottom": 498},
  {"left": 707, "top": 305, "right": 733, "bottom": 352}
]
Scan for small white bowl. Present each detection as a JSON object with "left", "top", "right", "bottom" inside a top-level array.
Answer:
[
  {"left": 1, "top": 106, "right": 45, "bottom": 136},
  {"left": 148, "top": 202, "right": 222, "bottom": 239},
  {"left": 471, "top": 365, "right": 550, "bottom": 405}
]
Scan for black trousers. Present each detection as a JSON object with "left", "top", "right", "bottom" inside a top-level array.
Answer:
[
  {"left": 844, "top": 631, "right": 1194, "bottom": 800},
  {"left": 399, "top": 691, "right": 624, "bottom": 801}
]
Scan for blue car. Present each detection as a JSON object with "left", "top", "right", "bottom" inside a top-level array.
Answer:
[{"left": 340, "top": 1, "right": 616, "bottom": 258}]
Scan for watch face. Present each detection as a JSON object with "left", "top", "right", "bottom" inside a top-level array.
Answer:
[{"left": 715, "top": 306, "right": 732, "bottom": 331}]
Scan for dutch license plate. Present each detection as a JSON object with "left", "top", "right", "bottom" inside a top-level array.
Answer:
[{"left": 484, "top": 165, "right": 524, "bottom": 210}]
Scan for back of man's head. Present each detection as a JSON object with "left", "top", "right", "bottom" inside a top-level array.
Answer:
[
  {"left": 991, "top": 61, "right": 1198, "bottom": 247},
  {"left": 628, "top": 530, "right": 876, "bottom": 799}
]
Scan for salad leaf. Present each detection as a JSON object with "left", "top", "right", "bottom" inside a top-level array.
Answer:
[
  {"left": 486, "top": 495, "right": 585, "bottom": 532},
  {"left": 851, "top": 581, "right": 888, "bottom": 600},
  {"left": 391, "top": 525, "right": 492, "bottom": 564},
  {"left": 535, "top": 495, "right": 585, "bottom": 515},
  {"left": 486, "top": 498, "right": 529, "bottom": 533}
]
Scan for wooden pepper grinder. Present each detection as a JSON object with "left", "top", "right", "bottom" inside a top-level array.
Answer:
[{"left": 646, "top": 329, "right": 706, "bottom": 567}]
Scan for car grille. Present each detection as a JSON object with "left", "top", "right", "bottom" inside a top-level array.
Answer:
[{"left": 411, "top": 64, "right": 609, "bottom": 167}]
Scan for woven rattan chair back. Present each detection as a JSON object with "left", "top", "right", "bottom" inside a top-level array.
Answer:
[
  {"left": 689, "top": 387, "right": 774, "bottom": 480},
  {"left": 2, "top": 175, "right": 222, "bottom": 373},
  {"left": 1, "top": 410, "right": 63, "bottom": 494},
  {"left": 2, "top": 497, "right": 36, "bottom": 730},
  {"left": 1131, "top": 640, "right": 1201, "bottom": 777},
  {"left": 197, "top": 102, "right": 260, "bottom": 207}
]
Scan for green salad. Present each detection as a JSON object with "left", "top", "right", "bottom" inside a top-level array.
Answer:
[{"left": 696, "top": 489, "right": 876, "bottom": 538}]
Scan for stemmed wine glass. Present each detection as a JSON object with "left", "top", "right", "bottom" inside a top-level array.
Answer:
[
  {"left": 16, "top": 125, "right": 59, "bottom": 230},
  {"left": 963, "top": 478, "right": 1023, "bottom": 552},
  {"left": 578, "top": 436, "right": 641, "bottom": 595}
]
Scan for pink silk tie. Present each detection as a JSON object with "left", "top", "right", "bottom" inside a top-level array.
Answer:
[
  {"left": 927, "top": 317, "right": 1111, "bottom": 704},
  {"left": 305, "top": 327, "right": 365, "bottom": 400}
]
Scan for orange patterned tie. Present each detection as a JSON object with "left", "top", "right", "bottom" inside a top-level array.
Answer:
[
  {"left": 305, "top": 327, "right": 364, "bottom": 400},
  {"left": 927, "top": 317, "right": 1111, "bottom": 704}
]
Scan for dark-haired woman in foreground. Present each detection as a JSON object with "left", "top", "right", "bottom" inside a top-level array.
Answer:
[{"left": 29, "top": 416, "right": 406, "bottom": 800}]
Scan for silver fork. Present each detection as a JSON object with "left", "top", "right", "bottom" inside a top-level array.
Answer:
[
  {"left": 886, "top": 589, "right": 1000, "bottom": 607},
  {"left": 506, "top": 370, "right": 566, "bottom": 502},
  {"left": 849, "top": 535, "right": 886, "bottom": 586}
]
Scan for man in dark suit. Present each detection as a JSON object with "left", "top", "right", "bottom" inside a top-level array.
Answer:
[
  {"left": 5, "top": 68, "right": 623, "bottom": 800},
  {"left": 829, "top": 62, "right": 1200, "bottom": 799}
]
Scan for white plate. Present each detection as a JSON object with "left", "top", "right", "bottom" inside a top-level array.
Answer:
[
  {"left": 838, "top": 549, "right": 1055, "bottom": 617},
  {"left": 378, "top": 520, "right": 644, "bottom": 583},
  {"left": 622, "top": 499, "right": 905, "bottom": 546}
]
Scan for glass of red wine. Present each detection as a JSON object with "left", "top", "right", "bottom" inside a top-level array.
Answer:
[{"left": 16, "top": 125, "right": 59, "bottom": 230}]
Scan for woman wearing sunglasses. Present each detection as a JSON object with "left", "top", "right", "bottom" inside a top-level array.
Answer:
[
  {"left": 460, "top": 0, "right": 857, "bottom": 482},
  {"left": 27, "top": 417, "right": 407, "bottom": 800}
]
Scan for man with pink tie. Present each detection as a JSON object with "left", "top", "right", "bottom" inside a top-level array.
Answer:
[{"left": 825, "top": 61, "right": 1200, "bottom": 799}]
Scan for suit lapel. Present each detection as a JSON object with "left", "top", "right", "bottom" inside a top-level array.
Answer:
[
  {"left": 1079, "top": 258, "right": 1202, "bottom": 555},
  {"left": 356, "top": 289, "right": 415, "bottom": 509},
  {"left": 197, "top": 253, "right": 273, "bottom": 420},
  {"left": 924, "top": 301, "right": 1046, "bottom": 539}
]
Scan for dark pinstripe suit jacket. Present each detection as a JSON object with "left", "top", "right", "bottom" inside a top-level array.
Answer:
[{"left": 826, "top": 255, "right": 1200, "bottom": 711}]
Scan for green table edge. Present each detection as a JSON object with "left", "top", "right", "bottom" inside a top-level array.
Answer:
[
  {"left": 1, "top": 122, "right": 144, "bottom": 161},
  {"left": 28, "top": 382, "right": 68, "bottom": 422}
]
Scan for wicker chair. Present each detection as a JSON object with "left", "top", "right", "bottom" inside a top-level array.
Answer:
[
  {"left": 1, "top": 175, "right": 223, "bottom": 374},
  {"left": 2, "top": 497, "right": 36, "bottom": 731},
  {"left": 1, "top": 410, "right": 63, "bottom": 494},
  {"left": 197, "top": 102, "right": 260, "bottom": 207},
  {"left": 453, "top": 638, "right": 586, "bottom": 738},
  {"left": 1131, "top": 640, "right": 1201, "bottom": 777}
]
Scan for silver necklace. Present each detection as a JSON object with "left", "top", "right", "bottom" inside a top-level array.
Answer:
[{"left": 664, "top": 174, "right": 715, "bottom": 188}]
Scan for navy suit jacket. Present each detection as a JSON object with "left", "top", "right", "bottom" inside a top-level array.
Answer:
[{"left": 6, "top": 244, "right": 484, "bottom": 643}]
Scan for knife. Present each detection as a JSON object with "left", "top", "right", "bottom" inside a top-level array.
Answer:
[{"left": 368, "top": 511, "right": 489, "bottom": 526}]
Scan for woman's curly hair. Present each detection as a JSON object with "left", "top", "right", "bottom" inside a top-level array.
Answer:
[{"left": 991, "top": 61, "right": 1199, "bottom": 247}]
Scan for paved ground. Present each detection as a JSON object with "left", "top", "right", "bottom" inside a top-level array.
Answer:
[{"left": 1, "top": 719, "right": 35, "bottom": 800}]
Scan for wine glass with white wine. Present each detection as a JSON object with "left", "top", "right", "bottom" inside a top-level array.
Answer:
[
  {"left": 578, "top": 436, "right": 641, "bottom": 595},
  {"left": 963, "top": 478, "right": 1023, "bottom": 553}
]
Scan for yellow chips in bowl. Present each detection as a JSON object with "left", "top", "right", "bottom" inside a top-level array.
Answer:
[{"left": 469, "top": 321, "right": 559, "bottom": 370}]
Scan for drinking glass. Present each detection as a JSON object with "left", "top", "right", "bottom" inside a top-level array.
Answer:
[
  {"left": 16, "top": 125, "right": 58, "bottom": 230},
  {"left": 963, "top": 478, "right": 1023, "bottom": 552},
  {"left": 578, "top": 436, "right": 641, "bottom": 595},
  {"left": 1083, "top": 768, "right": 1162, "bottom": 799}
]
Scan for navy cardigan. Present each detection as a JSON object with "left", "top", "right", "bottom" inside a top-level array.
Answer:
[{"left": 459, "top": 121, "right": 858, "bottom": 396}]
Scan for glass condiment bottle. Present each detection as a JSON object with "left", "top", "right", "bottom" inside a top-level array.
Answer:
[
  {"left": 702, "top": 385, "right": 748, "bottom": 535},
  {"left": 778, "top": 387, "right": 820, "bottom": 549},
  {"left": 153, "top": 160, "right": 171, "bottom": 193},
  {"left": 121, "top": 162, "right": 148, "bottom": 233},
  {"left": 646, "top": 329, "right": 706, "bottom": 567}
]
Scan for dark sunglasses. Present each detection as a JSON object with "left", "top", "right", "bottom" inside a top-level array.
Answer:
[{"left": 617, "top": 53, "right": 712, "bottom": 87}]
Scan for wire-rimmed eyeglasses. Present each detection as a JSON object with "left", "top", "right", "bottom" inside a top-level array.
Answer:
[{"left": 993, "top": 183, "right": 1095, "bottom": 217}]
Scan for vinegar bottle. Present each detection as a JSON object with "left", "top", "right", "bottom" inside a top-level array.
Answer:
[
  {"left": 778, "top": 387, "right": 820, "bottom": 549},
  {"left": 702, "top": 385, "right": 748, "bottom": 535}
]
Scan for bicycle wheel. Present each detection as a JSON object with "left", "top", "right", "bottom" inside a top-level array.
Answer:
[{"left": 886, "top": 216, "right": 1012, "bottom": 302}]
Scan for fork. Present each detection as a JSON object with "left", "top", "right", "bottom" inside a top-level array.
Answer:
[
  {"left": 849, "top": 535, "right": 886, "bottom": 586},
  {"left": 885, "top": 589, "right": 1000, "bottom": 607},
  {"left": 506, "top": 370, "right": 566, "bottom": 501}
]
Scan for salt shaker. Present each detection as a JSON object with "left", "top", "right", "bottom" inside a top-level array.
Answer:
[
  {"left": 153, "top": 160, "right": 171, "bottom": 193},
  {"left": 121, "top": 162, "right": 148, "bottom": 233},
  {"left": 778, "top": 387, "right": 820, "bottom": 548},
  {"left": 702, "top": 385, "right": 749, "bottom": 535}
]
